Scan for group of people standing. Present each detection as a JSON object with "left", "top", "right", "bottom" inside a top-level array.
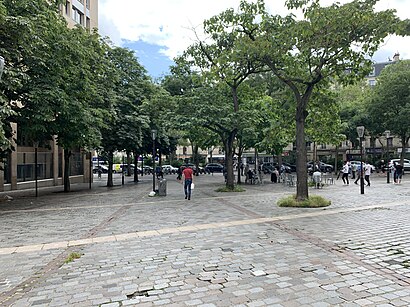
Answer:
[
  {"left": 340, "top": 161, "right": 372, "bottom": 186},
  {"left": 340, "top": 159, "right": 404, "bottom": 186}
]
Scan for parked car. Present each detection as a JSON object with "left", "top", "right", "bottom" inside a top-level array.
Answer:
[
  {"left": 307, "top": 161, "right": 334, "bottom": 173},
  {"left": 161, "top": 164, "right": 178, "bottom": 174},
  {"left": 389, "top": 159, "right": 410, "bottom": 172},
  {"left": 183, "top": 163, "right": 205, "bottom": 174},
  {"left": 262, "top": 162, "right": 276, "bottom": 174},
  {"left": 282, "top": 162, "right": 296, "bottom": 172},
  {"left": 262, "top": 162, "right": 291, "bottom": 174},
  {"left": 205, "top": 163, "right": 224, "bottom": 173},
  {"left": 142, "top": 166, "right": 153, "bottom": 174},
  {"left": 92, "top": 165, "right": 110, "bottom": 174}
]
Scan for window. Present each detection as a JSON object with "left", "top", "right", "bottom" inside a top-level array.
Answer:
[
  {"left": 86, "top": 17, "right": 90, "bottom": 30},
  {"left": 86, "top": 0, "right": 90, "bottom": 9},
  {"left": 368, "top": 79, "right": 376, "bottom": 87},
  {"left": 369, "top": 66, "right": 375, "bottom": 77},
  {"left": 72, "top": 7, "right": 84, "bottom": 25},
  {"left": 65, "top": 1, "right": 70, "bottom": 15}
]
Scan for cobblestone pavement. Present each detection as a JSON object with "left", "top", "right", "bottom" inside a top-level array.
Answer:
[{"left": 0, "top": 172, "right": 409, "bottom": 306}]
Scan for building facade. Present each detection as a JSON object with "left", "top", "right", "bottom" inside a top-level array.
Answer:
[{"left": 0, "top": 0, "right": 99, "bottom": 192}]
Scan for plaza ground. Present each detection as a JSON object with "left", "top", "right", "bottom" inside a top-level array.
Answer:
[{"left": 0, "top": 172, "right": 409, "bottom": 306}]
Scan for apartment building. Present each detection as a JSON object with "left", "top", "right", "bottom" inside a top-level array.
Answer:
[
  {"left": 61, "top": 0, "right": 98, "bottom": 30},
  {"left": 0, "top": 0, "right": 99, "bottom": 192}
]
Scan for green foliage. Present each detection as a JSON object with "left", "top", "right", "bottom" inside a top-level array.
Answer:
[
  {"left": 216, "top": 186, "right": 245, "bottom": 192},
  {"left": 277, "top": 194, "right": 330, "bottom": 208},
  {"left": 336, "top": 81, "right": 372, "bottom": 146},
  {"left": 368, "top": 60, "right": 410, "bottom": 154},
  {"left": 64, "top": 252, "right": 82, "bottom": 263}
]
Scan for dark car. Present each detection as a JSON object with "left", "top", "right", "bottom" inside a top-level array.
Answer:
[
  {"left": 262, "top": 162, "right": 276, "bottom": 174},
  {"left": 92, "top": 165, "right": 110, "bottom": 174},
  {"left": 205, "top": 163, "right": 224, "bottom": 173},
  {"left": 282, "top": 162, "right": 296, "bottom": 172},
  {"left": 183, "top": 163, "right": 205, "bottom": 174},
  {"left": 307, "top": 161, "right": 334, "bottom": 173},
  {"left": 262, "top": 162, "right": 291, "bottom": 174}
]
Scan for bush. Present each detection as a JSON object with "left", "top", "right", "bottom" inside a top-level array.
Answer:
[{"left": 277, "top": 194, "right": 330, "bottom": 208}]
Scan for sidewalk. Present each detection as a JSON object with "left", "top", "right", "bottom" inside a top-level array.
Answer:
[{"left": 1, "top": 173, "right": 409, "bottom": 306}]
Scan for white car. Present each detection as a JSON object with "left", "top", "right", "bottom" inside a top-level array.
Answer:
[
  {"left": 161, "top": 165, "right": 178, "bottom": 174},
  {"left": 349, "top": 161, "right": 376, "bottom": 172},
  {"left": 389, "top": 159, "right": 410, "bottom": 172}
]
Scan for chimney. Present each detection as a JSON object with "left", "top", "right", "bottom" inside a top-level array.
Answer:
[{"left": 393, "top": 52, "right": 400, "bottom": 61}]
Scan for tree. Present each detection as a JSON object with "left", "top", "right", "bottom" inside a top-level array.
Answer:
[
  {"left": 210, "top": 0, "right": 400, "bottom": 200},
  {"left": 368, "top": 60, "right": 410, "bottom": 163},
  {"left": 183, "top": 9, "right": 268, "bottom": 190},
  {"left": 0, "top": 0, "right": 65, "bottom": 156},
  {"left": 99, "top": 46, "right": 151, "bottom": 186}
]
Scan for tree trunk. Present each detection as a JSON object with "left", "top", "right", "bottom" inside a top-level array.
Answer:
[
  {"left": 278, "top": 152, "right": 283, "bottom": 172},
  {"left": 63, "top": 149, "right": 71, "bottom": 192},
  {"left": 191, "top": 144, "right": 200, "bottom": 176},
  {"left": 334, "top": 145, "right": 339, "bottom": 175},
  {"left": 225, "top": 131, "right": 236, "bottom": 189},
  {"left": 295, "top": 100, "right": 309, "bottom": 202},
  {"left": 133, "top": 152, "right": 139, "bottom": 182},
  {"left": 400, "top": 136, "right": 409, "bottom": 162},
  {"left": 107, "top": 151, "right": 114, "bottom": 187},
  {"left": 126, "top": 152, "right": 132, "bottom": 176},
  {"left": 237, "top": 143, "right": 244, "bottom": 184}
]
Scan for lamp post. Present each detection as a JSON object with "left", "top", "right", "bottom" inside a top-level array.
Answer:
[
  {"left": 0, "top": 56, "right": 4, "bottom": 80},
  {"left": 384, "top": 130, "right": 390, "bottom": 184},
  {"left": 151, "top": 129, "right": 157, "bottom": 192},
  {"left": 356, "top": 126, "right": 365, "bottom": 194},
  {"left": 33, "top": 141, "right": 39, "bottom": 197}
]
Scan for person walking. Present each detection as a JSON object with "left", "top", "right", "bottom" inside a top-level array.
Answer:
[
  {"left": 393, "top": 161, "right": 403, "bottom": 184},
  {"left": 354, "top": 163, "right": 362, "bottom": 185},
  {"left": 364, "top": 162, "right": 371, "bottom": 186},
  {"left": 351, "top": 163, "right": 356, "bottom": 180},
  {"left": 342, "top": 161, "right": 350, "bottom": 185},
  {"left": 182, "top": 165, "right": 194, "bottom": 200},
  {"left": 245, "top": 164, "right": 250, "bottom": 183}
]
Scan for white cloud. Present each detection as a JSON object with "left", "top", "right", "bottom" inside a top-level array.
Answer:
[{"left": 99, "top": 0, "right": 410, "bottom": 61}]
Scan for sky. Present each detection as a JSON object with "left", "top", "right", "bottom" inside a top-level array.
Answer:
[{"left": 98, "top": 0, "right": 410, "bottom": 79}]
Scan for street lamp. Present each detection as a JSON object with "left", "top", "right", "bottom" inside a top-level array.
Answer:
[
  {"left": 151, "top": 129, "right": 157, "bottom": 193},
  {"left": 0, "top": 56, "right": 4, "bottom": 80},
  {"left": 33, "top": 141, "right": 39, "bottom": 197},
  {"left": 384, "top": 130, "right": 391, "bottom": 184},
  {"left": 356, "top": 126, "right": 365, "bottom": 194}
]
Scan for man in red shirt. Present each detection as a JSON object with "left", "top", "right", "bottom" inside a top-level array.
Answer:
[{"left": 182, "top": 166, "right": 194, "bottom": 200}]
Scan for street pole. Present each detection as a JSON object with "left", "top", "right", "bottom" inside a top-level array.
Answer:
[
  {"left": 152, "top": 130, "right": 157, "bottom": 192},
  {"left": 360, "top": 139, "right": 365, "bottom": 194},
  {"left": 89, "top": 152, "right": 92, "bottom": 189},
  {"left": 122, "top": 153, "right": 125, "bottom": 186},
  {"left": 33, "top": 141, "right": 39, "bottom": 197},
  {"left": 357, "top": 126, "right": 365, "bottom": 195},
  {"left": 141, "top": 155, "right": 143, "bottom": 177},
  {"left": 385, "top": 130, "right": 390, "bottom": 184}
]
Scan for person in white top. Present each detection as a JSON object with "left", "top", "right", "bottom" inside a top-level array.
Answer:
[
  {"left": 342, "top": 161, "right": 350, "bottom": 185},
  {"left": 364, "top": 162, "right": 372, "bottom": 186}
]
